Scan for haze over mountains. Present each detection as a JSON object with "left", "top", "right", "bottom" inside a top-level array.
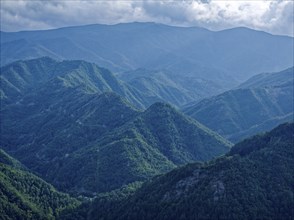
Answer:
[
  {"left": 1, "top": 23, "right": 293, "bottom": 104},
  {"left": 0, "top": 22, "right": 293, "bottom": 220},
  {"left": 184, "top": 67, "right": 294, "bottom": 142},
  {"left": 117, "top": 68, "right": 226, "bottom": 107}
]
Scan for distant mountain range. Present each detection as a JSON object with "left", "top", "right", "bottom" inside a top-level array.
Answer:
[
  {"left": 1, "top": 22, "right": 293, "bottom": 102},
  {"left": 78, "top": 122, "right": 294, "bottom": 220},
  {"left": 0, "top": 58, "right": 231, "bottom": 195},
  {"left": 183, "top": 67, "right": 294, "bottom": 142},
  {"left": 1, "top": 22, "right": 293, "bottom": 220}
]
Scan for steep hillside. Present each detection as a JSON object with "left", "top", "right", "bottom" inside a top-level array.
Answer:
[
  {"left": 1, "top": 57, "right": 225, "bottom": 109},
  {"left": 238, "top": 67, "right": 293, "bottom": 89},
  {"left": 0, "top": 57, "right": 57, "bottom": 102},
  {"left": 118, "top": 69, "right": 195, "bottom": 106},
  {"left": 50, "top": 102, "right": 230, "bottom": 194},
  {"left": 0, "top": 150, "right": 80, "bottom": 220},
  {"left": 229, "top": 112, "right": 294, "bottom": 143},
  {"left": 1, "top": 89, "right": 139, "bottom": 173},
  {"left": 85, "top": 122, "right": 294, "bottom": 220},
  {"left": 0, "top": 149, "right": 23, "bottom": 169},
  {"left": 184, "top": 67, "right": 294, "bottom": 142},
  {"left": 1, "top": 84, "right": 231, "bottom": 195},
  {"left": 118, "top": 68, "right": 231, "bottom": 106},
  {"left": 0, "top": 57, "right": 147, "bottom": 108},
  {"left": 1, "top": 58, "right": 231, "bottom": 195}
]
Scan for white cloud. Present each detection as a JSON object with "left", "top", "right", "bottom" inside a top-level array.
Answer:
[{"left": 0, "top": 0, "right": 293, "bottom": 36}]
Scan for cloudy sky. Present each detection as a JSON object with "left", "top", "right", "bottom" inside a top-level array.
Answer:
[{"left": 1, "top": 0, "right": 293, "bottom": 36}]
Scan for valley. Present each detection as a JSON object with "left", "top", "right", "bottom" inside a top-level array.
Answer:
[{"left": 0, "top": 21, "right": 293, "bottom": 220}]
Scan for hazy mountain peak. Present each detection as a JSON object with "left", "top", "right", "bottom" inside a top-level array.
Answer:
[{"left": 1, "top": 22, "right": 292, "bottom": 81}]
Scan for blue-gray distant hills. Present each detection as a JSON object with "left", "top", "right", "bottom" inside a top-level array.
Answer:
[
  {"left": 1, "top": 23, "right": 294, "bottom": 220},
  {"left": 1, "top": 22, "right": 293, "bottom": 100},
  {"left": 183, "top": 67, "right": 294, "bottom": 142},
  {"left": 116, "top": 68, "right": 226, "bottom": 107}
]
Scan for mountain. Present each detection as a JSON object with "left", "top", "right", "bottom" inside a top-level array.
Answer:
[
  {"left": 0, "top": 149, "right": 23, "bottom": 169},
  {"left": 0, "top": 57, "right": 149, "bottom": 108},
  {"left": 1, "top": 89, "right": 140, "bottom": 193},
  {"left": 1, "top": 23, "right": 293, "bottom": 92},
  {"left": 0, "top": 149, "right": 80, "bottom": 220},
  {"left": 0, "top": 57, "right": 225, "bottom": 109},
  {"left": 83, "top": 122, "right": 294, "bottom": 220},
  {"left": 1, "top": 89, "right": 231, "bottom": 195},
  {"left": 117, "top": 68, "right": 232, "bottom": 107},
  {"left": 1, "top": 58, "right": 231, "bottom": 195},
  {"left": 238, "top": 67, "right": 294, "bottom": 89},
  {"left": 117, "top": 69, "right": 195, "bottom": 107},
  {"left": 227, "top": 112, "right": 294, "bottom": 142},
  {"left": 183, "top": 67, "right": 294, "bottom": 142},
  {"left": 53, "top": 102, "right": 230, "bottom": 194}
]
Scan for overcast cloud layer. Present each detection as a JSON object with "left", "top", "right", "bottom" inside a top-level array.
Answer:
[{"left": 1, "top": 0, "right": 293, "bottom": 36}]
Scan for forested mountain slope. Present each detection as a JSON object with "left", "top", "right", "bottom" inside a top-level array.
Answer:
[
  {"left": 82, "top": 122, "right": 294, "bottom": 220},
  {"left": 184, "top": 67, "right": 294, "bottom": 142},
  {"left": 117, "top": 68, "right": 229, "bottom": 107},
  {"left": 1, "top": 58, "right": 231, "bottom": 195},
  {"left": 0, "top": 57, "right": 148, "bottom": 108},
  {"left": 0, "top": 150, "right": 80, "bottom": 220}
]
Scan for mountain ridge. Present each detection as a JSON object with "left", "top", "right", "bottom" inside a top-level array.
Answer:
[
  {"left": 183, "top": 67, "right": 294, "bottom": 142},
  {"left": 33, "top": 99, "right": 231, "bottom": 194},
  {"left": 1, "top": 58, "right": 231, "bottom": 195},
  {"left": 81, "top": 122, "right": 294, "bottom": 220},
  {"left": 0, "top": 57, "right": 151, "bottom": 108},
  {"left": 2, "top": 22, "right": 292, "bottom": 83}
]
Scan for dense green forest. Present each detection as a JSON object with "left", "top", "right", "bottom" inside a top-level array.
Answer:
[
  {"left": 67, "top": 122, "right": 293, "bottom": 220},
  {"left": 1, "top": 117, "right": 293, "bottom": 220},
  {"left": 0, "top": 150, "right": 80, "bottom": 220},
  {"left": 1, "top": 57, "right": 231, "bottom": 195},
  {"left": 0, "top": 57, "right": 148, "bottom": 108},
  {"left": 1, "top": 20, "right": 293, "bottom": 220},
  {"left": 184, "top": 67, "right": 294, "bottom": 142},
  {"left": 0, "top": 47, "right": 293, "bottom": 220}
]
